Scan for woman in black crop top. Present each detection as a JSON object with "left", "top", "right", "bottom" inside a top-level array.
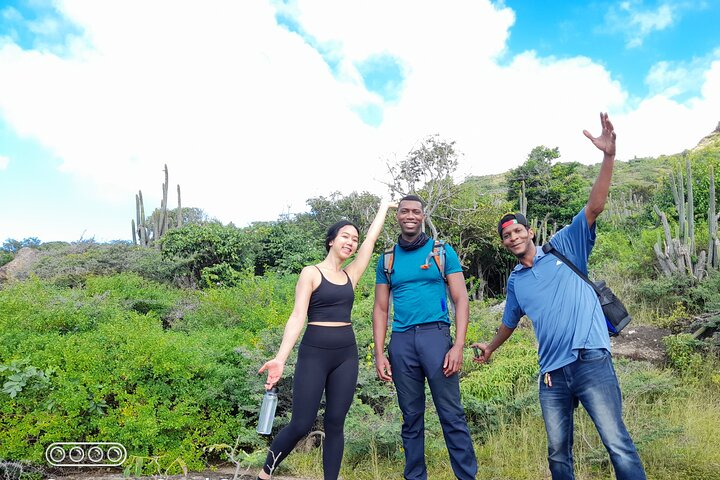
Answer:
[{"left": 256, "top": 199, "right": 395, "bottom": 480}]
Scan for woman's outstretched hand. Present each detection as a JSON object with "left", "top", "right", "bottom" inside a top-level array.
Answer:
[
  {"left": 258, "top": 359, "right": 284, "bottom": 390},
  {"left": 380, "top": 198, "right": 398, "bottom": 210}
]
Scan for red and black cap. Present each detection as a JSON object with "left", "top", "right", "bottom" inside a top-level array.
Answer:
[{"left": 497, "top": 212, "right": 529, "bottom": 238}]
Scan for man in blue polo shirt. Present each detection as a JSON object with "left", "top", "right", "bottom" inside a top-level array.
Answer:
[
  {"left": 373, "top": 194, "right": 477, "bottom": 480},
  {"left": 473, "top": 113, "right": 646, "bottom": 480}
]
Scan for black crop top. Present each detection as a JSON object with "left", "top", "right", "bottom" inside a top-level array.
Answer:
[{"left": 307, "top": 267, "right": 354, "bottom": 323}]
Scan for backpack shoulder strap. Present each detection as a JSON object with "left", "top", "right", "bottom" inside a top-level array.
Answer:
[
  {"left": 431, "top": 240, "right": 448, "bottom": 284},
  {"left": 382, "top": 244, "right": 396, "bottom": 289}
]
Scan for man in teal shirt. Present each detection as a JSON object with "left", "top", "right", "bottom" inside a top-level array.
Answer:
[{"left": 373, "top": 194, "right": 477, "bottom": 480}]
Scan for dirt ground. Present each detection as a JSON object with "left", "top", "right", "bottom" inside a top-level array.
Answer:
[
  {"left": 44, "top": 466, "right": 313, "bottom": 480},
  {"left": 610, "top": 324, "right": 670, "bottom": 365}
]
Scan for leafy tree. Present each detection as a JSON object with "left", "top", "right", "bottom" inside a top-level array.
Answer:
[
  {"left": 506, "top": 145, "right": 557, "bottom": 209},
  {"left": 433, "top": 184, "right": 512, "bottom": 299},
  {"left": 506, "top": 146, "right": 589, "bottom": 227},
  {"left": 385, "top": 135, "right": 460, "bottom": 237},
  {"left": 306, "top": 191, "right": 397, "bottom": 247},
  {"left": 2, "top": 237, "right": 41, "bottom": 253},
  {"left": 249, "top": 217, "right": 324, "bottom": 276},
  {"left": 546, "top": 161, "right": 589, "bottom": 225},
  {"left": 306, "top": 191, "right": 380, "bottom": 232}
]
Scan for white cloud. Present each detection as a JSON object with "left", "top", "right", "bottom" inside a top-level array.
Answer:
[
  {"left": 0, "top": 0, "right": 718, "bottom": 241},
  {"left": 622, "top": 57, "right": 720, "bottom": 158},
  {"left": 606, "top": 1, "right": 676, "bottom": 48},
  {"left": 645, "top": 49, "right": 720, "bottom": 100},
  {"left": 0, "top": 155, "right": 9, "bottom": 170}
]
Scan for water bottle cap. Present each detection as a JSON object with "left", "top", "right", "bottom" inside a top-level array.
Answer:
[{"left": 267, "top": 387, "right": 278, "bottom": 394}]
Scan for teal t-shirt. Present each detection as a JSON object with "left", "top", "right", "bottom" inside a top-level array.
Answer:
[{"left": 376, "top": 240, "right": 462, "bottom": 332}]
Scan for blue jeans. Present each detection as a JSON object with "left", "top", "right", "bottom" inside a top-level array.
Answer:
[
  {"left": 539, "top": 348, "right": 646, "bottom": 480},
  {"left": 388, "top": 322, "right": 477, "bottom": 480}
]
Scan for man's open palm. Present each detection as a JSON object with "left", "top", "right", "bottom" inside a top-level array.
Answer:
[{"left": 583, "top": 112, "right": 616, "bottom": 156}]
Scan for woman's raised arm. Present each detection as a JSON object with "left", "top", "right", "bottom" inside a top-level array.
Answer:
[{"left": 345, "top": 199, "right": 396, "bottom": 286}]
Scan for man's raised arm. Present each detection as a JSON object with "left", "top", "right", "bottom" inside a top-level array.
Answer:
[{"left": 584, "top": 112, "right": 617, "bottom": 227}]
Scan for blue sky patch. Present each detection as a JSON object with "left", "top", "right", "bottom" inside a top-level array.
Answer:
[
  {"left": 502, "top": 0, "right": 720, "bottom": 100},
  {"left": 275, "top": 11, "right": 302, "bottom": 36},
  {"left": 351, "top": 103, "right": 383, "bottom": 127},
  {"left": 275, "top": 10, "right": 342, "bottom": 75},
  {"left": 355, "top": 54, "right": 404, "bottom": 103},
  {"left": 0, "top": 0, "right": 82, "bottom": 55}
]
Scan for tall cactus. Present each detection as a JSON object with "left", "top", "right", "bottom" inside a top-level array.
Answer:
[
  {"left": 669, "top": 165, "right": 686, "bottom": 243},
  {"left": 177, "top": 184, "right": 183, "bottom": 228},
  {"left": 131, "top": 165, "right": 181, "bottom": 247},
  {"left": 160, "top": 164, "right": 169, "bottom": 238},
  {"left": 136, "top": 191, "right": 149, "bottom": 246},
  {"left": 686, "top": 155, "right": 695, "bottom": 253},
  {"left": 603, "top": 191, "right": 643, "bottom": 227},
  {"left": 517, "top": 180, "right": 555, "bottom": 246},
  {"left": 519, "top": 180, "right": 527, "bottom": 217},
  {"left": 708, "top": 165, "right": 719, "bottom": 271}
]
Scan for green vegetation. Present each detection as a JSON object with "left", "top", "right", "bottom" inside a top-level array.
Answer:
[{"left": 1, "top": 132, "right": 719, "bottom": 479}]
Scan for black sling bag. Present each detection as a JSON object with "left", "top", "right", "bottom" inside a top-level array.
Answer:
[{"left": 542, "top": 243, "right": 631, "bottom": 336}]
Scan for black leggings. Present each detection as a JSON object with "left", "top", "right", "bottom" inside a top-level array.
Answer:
[{"left": 263, "top": 325, "right": 358, "bottom": 480}]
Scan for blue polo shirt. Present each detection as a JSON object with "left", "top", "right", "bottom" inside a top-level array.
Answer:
[
  {"left": 502, "top": 209, "right": 610, "bottom": 373},
  {"left": 376, "top": 241, "right": 462, "bottom": 332}
]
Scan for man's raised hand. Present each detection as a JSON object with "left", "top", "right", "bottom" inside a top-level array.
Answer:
[{"left": 583, "top": 112, "right": 616, "bottom": 157}]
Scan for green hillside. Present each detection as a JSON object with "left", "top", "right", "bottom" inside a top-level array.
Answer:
[
  {"left": 464, "top": 126, "right": 720, "bottom": 205},
  {"left": 1, "top": 127, "right": 719, "bottom": 479}
]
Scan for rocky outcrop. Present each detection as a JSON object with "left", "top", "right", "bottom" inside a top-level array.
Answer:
[
  {"left": 0, "top": 247, "right": 41, "bottom": 283},
  {"left": 692, "top": 121, "right": 720, "bottom": 151}
]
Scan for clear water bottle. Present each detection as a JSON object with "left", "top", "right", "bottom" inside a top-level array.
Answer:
[{"left": 256, "top": 387, "right": 278, "bottom": 435}]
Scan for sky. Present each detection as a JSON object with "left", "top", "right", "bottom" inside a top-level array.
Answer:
[{"left": 1, "top": 0, "right": 719, "bottom": 243}]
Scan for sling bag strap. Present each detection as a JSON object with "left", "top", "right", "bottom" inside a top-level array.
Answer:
[{"left": 541, "top": 243, "right": 603, "bottom": 297}]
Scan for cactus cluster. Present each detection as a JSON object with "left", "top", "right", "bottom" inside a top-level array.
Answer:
[
  {"left": 653, "top": 157, "right": 719, "bottom": 281},
  {"left": 131, "top": 164, "right": 183, "bottom": 247}
]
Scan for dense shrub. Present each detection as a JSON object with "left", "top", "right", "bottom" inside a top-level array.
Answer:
[
  {"left": 160, "top": 223, "right": 260, "bottom": 286},
  {"left": 0, "top": 278, "right": 266, "bottom": 473},
  {"left": 178, "top": 273, "right": 296, "bottom": 332}
]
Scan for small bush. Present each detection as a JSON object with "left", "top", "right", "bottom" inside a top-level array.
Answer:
[
  {"left": 664, "top": 334, "right": 704, "bottom": 375},
  {"left": 343, "top": 400, "right": 403, "bottom": 466},
  {"left": 635, "top": 276, "right": 695, "bottom": 313},
  {"left": 0, "top": 251, "right": 13, "bottom": 267}
]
